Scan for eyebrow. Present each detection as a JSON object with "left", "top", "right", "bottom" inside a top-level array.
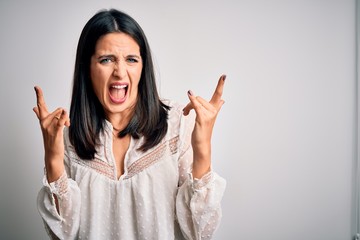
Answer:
[
  {"left": 97, "top": 54, "right": 141, "bottom": 60},
  {"left": 126, "top": 54, "right": 141, "bottom": 59}
]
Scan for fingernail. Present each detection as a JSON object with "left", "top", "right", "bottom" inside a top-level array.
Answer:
[
  {"left": 222, "top": 74, "right": 227, "bottom": 81},
  {"left": 187, "top": 90, "right": 193, "bottom": 96}
]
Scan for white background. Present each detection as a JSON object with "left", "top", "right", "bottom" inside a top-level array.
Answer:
[{"left": 0, "top": 0, "right": 356, "bottom": 239}]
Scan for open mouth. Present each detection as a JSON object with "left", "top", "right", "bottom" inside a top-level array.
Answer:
[{"left": 109, "top": 83, "right": 128, "bottom": 103}]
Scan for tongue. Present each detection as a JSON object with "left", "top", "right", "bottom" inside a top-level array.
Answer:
[{"left": 110, "top": 88, "right": 126, "bottom": 100}]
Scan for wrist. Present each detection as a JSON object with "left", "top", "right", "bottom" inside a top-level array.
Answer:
[
  {"left": 45, "top": 156, "right": 64, "bottom": 183},
  {"left": 192, "top": 148, "right": 211, "bottom": 179},
  {"left": 192, "top": 160, "right": 211, "bottom": 179}
]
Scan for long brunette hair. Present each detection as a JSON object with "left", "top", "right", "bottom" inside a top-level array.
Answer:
[{"left": 69, "top": 9, "right": 169, "bottom": 159}]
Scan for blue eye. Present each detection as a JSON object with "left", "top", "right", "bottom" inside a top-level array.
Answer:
[
  {"left": 127, "top": 58, "right": 138, "bottom": 63},
  {"left": 99, "top": 57, "right": 114, "bottom": 64}
]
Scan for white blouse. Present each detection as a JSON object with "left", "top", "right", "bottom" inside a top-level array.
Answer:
[{"left": 37, "top": 101, "right": 226, "bottom": 240}]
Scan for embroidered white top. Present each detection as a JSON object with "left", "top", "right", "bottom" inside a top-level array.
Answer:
[{"left": 37, "top": 101, "right": 226, "bottom": 240}]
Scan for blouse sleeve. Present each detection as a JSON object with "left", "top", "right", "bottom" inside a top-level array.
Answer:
[
  {"left": 175, "top": 111, "right": 226, "bottom": 240},
  {"left": 37, "top": 135, "right": 81, "bottom": 239}
]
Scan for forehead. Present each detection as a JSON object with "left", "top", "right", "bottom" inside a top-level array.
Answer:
[{"left": 94, "top": 32, "right": 140, "bottom": 54}]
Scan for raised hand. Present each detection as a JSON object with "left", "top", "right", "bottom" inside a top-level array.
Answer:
[
  {"left": 33, "top": 86, "right": 70, "bottom": 182},
  {"left": 183, "top": 74, "right": 226, "bottom": 178}
]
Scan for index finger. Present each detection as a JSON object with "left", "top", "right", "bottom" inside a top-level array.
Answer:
[
  {"left": 210, "top": 74, "right": 226, "bottom": 104},
  {"left": 34, "top": 86, "right": 49, "bottom": 118}
]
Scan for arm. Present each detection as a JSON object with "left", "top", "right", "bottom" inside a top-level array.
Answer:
[
  {"left": 34, "top": 86, "right": 81, "bottom": 239},
  {"left": 183, "top": 75, "right": 226, "bottom": 179},
  {"left": 177, "top": 75, "right": 227, "bottom": 239},
  {"left": 33, "top": 86, "right": 69, "bottom": 183},
  {"left": 176, "top": 143, "right": 226, "bottom": 240}
]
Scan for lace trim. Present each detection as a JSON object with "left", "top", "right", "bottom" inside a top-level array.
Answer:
[
  {"left": 193, "top": 171, "right": 213, "bottom": 190},
  {"left": 125, "top": 136, "right": 179, "bottom": 179},
  {"left": 53, "top": 171, "right": 69, "bottom": 197},
  {"left": 68, "top": 136, "right": 178, "bottom": 181},
  {"left": 71, "top": 157, "right": 116, "bottom": 180},
  {"left": 45, "top": 169, "right": 69, "bottom": 197},
  {"left": 169, "top": 136, "right": 179, "bottom": 154}
]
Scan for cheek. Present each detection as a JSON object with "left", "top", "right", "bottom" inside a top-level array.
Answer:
[
  {"left": 132, "top": 74, "right": 142, "bottom": 93},
  {"left": 133, "top": 66, "right": 142, "bottom": 87},
  {"left": 90, "top": 77, "right": 105, "bottom": 102},
  {"left": 90, "top": 67, "right": 108, "bottom": 94}
]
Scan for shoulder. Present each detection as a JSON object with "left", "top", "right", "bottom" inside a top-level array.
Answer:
[
  {"left": 161, "top": 99, "right": 195, "bottom": 137},
  {"left": 162, "top": 99, "right": 192, "bottom": 125},
  {"left": 162, "top": 99, "right": 185, "bottom": 120}
]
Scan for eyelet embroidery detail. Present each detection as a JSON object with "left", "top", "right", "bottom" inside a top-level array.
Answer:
[
  {"left": 68, "top": 136, "right": 179, "bottom": 181},
  {"left": 71, "top": 155, "right": 116, "bottom": 180},
  {"left": 169, "top": 136, "right": 179, "bottom": 155},
  {"left": 193, "top": 171, "right": 213, "bottom": 190},
  {"left": 125, "top": 136, "right": 179, "bottom": 179},
  {"left": 53, "top": 171, "right": 69, "bottom": 197}
]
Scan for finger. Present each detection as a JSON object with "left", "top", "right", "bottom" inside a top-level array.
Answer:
[
  {"left": 33, "top": 107, "right": 40, "bottom": 119},
  {"left": 196, "top": 96, "right": 215, "bottom": 112},
  {"left": 34, "top": 86, "right": 49, "bottom": 119},
  {"left": 198, "top": 94, "right": 225, "bottom": 112},
  {"left": 58, "top": 109, "right": 71, "bottom": 127},
  {"left": 187, "top": 90, "right": 203, "bottom": 113},
  {"left": 182, "top": 102, "right": 193, "bottom": 116},
  {"left": 42, "top": 108, "right": 64, "bottom": 127},
  {"left": 209, "top": 74, "right": 226, "bottom": 105},
  {"left": 196, "top": 96, "right": 224, "bottom": 119}
]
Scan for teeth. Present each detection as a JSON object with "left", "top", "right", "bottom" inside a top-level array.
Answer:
[{"left": 111, "top": 85, "right": 127, "bottom": 89}]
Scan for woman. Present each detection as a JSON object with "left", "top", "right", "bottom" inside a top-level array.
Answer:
[{"left": 34, "top": 9, "right": 226, "bottom": 240}]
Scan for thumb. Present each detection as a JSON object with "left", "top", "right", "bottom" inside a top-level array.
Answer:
[{"left": 33, "top": 107, "right": 40, "bottom": 119}]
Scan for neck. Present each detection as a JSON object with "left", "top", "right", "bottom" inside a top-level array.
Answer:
[{"left": 106, "top": 110, "right": 134, "bottom": 133}]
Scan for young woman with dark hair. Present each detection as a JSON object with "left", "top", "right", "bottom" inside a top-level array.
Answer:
[{"left": 34, "top": 9, "right": 226, "bottom": 240}]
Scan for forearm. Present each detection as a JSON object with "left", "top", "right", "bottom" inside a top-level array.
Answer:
[
  {"left": 192, "top": 141, "right": 211, "bottom": 179},
  {"left": 45, "top": 155, "right": 65, "bottom": 183}
]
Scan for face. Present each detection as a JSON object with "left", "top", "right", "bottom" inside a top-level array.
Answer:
[{"left": 90, "top": 32, "right": 142, "bottom": 122}]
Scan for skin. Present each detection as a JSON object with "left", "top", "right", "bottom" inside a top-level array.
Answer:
[
  {"left": 33, "top": 88, "right": 69, "bottom": 183},
  {"left": 183, "top": 74, "right": 226, "bottom": 178},
  {"left": 90, "top": 33, "right": 143, "bottom": 132},
  {"left": 90, "top": 33, "right": 143, "bottom": 178},
  {"left": 33, "top": 32, "right": 226, "bottom": 183}
]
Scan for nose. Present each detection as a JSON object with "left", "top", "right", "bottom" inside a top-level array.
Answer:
[{"left": 113, "top": 59, "right": 127, "bottom": 79}]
